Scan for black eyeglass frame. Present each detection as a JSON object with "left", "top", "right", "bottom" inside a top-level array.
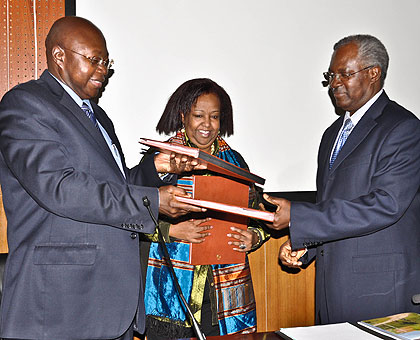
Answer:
[
  {"left": 323, "top": 65, "right": 374, "bottom": 85},
  {"left": 59, "top": 45, "right": 114, "bottom": 70}
]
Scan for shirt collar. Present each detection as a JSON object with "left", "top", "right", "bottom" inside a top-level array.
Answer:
[{"left": 345, "top": 89, "right": 383, "bottom": 126}]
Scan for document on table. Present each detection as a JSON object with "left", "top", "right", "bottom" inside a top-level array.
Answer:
[{"left": 277, "top": 322, "right": 380, "bottom": 340}]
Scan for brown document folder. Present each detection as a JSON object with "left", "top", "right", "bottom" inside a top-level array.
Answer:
[
  {"left": 139, "top": 138, "right": 265, "bottom": 185},
  {"left": 175, "top": 197, "right": 274, "bottom": 222},
  {"left": 189, "top": 175, "right": 249, "bottom": 265},
  {"left": 139, "top": 138, "right": 269, "bottom": 265}
]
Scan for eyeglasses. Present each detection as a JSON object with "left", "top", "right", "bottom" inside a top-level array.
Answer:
[
  {"left": 323, "top": 65, "right": 373, "bottom": 86},
  {"left": 60, "top": 46, "right": 114, "bottom": 70}
]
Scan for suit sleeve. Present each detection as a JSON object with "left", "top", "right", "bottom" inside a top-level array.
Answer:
[
  {"left": 290, "top": 117, "right": 420, "bottom": 249},
  {"left": 0, "top": 86, "right": 158, "bottom": 232},
  {"left": 128, "top": 150, "right": 177, "bottom": 188}
]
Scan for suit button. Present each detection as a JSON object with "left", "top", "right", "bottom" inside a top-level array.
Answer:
[
  {"left": 130, "top": 232, "right": 137, "bottom": 239},
  {"left": 320, "top": 250, "right": 324, "bottom": 256}
]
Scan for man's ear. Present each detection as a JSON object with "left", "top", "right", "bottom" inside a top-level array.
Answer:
[
  {"left": 369, "top": 66, "right": 381, "bottom": 84},
  {"left": 51, "top": 45, "right": 65, "bottom": 69}
]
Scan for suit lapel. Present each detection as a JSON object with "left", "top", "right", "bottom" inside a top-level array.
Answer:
[
  {"left": 329, "top": 92, "right": 390, "bottom": 173},
  {"left": 41, "top": 71, "right": 126, "bottom": 180}
]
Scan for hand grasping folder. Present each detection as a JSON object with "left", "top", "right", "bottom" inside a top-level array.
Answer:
[
  {"left": 139, "top": 138, "right": 265, "bottom": 185},
  {"left": 140, "top": 137, "right": 270, "bottom": 265}
]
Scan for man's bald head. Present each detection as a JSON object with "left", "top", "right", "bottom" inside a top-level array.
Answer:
[
  {"left": 45, "top": 16, "right": 109, "bottom": 99},
  {"left": 45, "top": 16, "right": 106, "bottom": 68}
]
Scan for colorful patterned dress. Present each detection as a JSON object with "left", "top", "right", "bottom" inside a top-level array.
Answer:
[{"left": 144, "top": 130, "right": 269, "bottom": 338}]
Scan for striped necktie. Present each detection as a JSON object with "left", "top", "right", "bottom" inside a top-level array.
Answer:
[
  {"left": 329, "top": 118, "right": 353, "bottom": 169},
  {"left": 81, "top": 103, "right": 99, "bottom": 130}
]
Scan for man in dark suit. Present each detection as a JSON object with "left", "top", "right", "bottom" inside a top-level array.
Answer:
[
  {"left": 0, "top": 16, "right": 204, "bottom": 340},
  {"left": 264, "top": 35, "right": 420, "bottom": 323}
]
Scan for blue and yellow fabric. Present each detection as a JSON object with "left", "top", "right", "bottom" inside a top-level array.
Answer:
[{"left": 144, "top": 130, "right": 268, "bottom": 335}]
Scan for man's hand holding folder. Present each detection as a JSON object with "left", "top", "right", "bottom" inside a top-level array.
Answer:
[{"left": 154, "top": 149, "right": 207, "bottom": 174}]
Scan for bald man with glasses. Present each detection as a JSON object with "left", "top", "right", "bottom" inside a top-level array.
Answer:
[{"left": 0, "top": 16, "right": 205, "bottom": 340}]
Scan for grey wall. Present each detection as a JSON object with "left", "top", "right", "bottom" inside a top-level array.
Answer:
[{"left": 77, "top": 0, "right": 420, "bottom": 191}]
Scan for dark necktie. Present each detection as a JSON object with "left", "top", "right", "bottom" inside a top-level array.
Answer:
[
  {"left": 81, "top": 103, "right": 99, "bottom": 130},
  {"left": 329, "top": 118, "right": 353, "bottom": 169}
]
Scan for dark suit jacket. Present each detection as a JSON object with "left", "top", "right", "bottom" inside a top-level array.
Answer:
[
  {"left": 0, "top": 70, "right": 164, "bottom": 339},
  {"left": 290, "top": 91, "right": 420, "bottom": 323}
]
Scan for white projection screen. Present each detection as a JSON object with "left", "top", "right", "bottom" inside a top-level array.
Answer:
[{"left": 77, "top": 0, "right": 420, "bottom": 192}]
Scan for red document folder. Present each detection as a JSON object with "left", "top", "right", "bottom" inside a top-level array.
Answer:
[
  {"left": 187, "top": 175, "right": 249, "bottom": 265},
  {"left": 139, "top": 138, "right": 270, "bottom": 265},
  {"left": 175, "top": 197, "right": 275, "bottom": 223},
  {"left": 139, "top": 138, "right": 265, "bottom": 185}
]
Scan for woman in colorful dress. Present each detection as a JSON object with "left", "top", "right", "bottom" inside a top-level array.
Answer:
[{"left": 142, "top": 78, "right": 269, "bottom": 339}]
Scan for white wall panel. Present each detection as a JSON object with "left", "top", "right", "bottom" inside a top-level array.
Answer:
[{"left": 77, "top": 0, "right": 420, "bottom": 191}]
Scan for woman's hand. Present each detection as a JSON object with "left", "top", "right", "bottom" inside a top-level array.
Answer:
[
  {"left": 169, "top": 218, "right": 212, "bottom": 243},
  {"left": 227, "top": 227, "right": 258, "bottom": 252}
]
